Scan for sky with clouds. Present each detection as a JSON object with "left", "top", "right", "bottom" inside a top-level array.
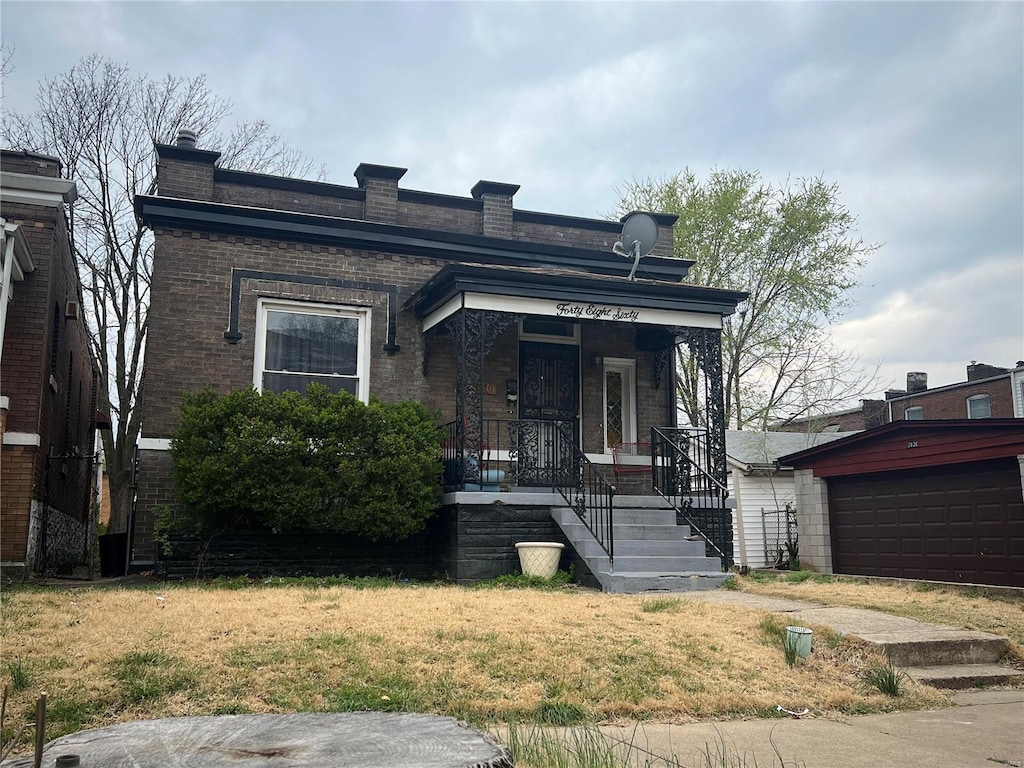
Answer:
[{"left": 3, "top": 1, "right": 1022, "bottom": 396}]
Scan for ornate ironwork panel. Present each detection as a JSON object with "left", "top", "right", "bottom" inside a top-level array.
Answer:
[
  {"left": 507, "top": 418, "right": 576, "bottom": 487},
  {"left": 670, "top": 326, "right": 727, "bottom": 491},
  {"left": 444, "top": 309, "right": 522, "bottom": 485}
]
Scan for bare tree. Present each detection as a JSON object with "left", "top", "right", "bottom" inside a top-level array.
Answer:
[
  {"left": 616, "top": 169, "right": 879, "bottom": 430},
  {"left": 2, "top": 54, "right": 323, "bottom": 534}
]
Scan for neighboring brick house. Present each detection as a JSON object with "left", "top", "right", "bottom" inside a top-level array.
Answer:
[
  {"left": 1, "top": 151, "right": 98, "bottom": 582},
  {"left": 132, "top": 132, "right": 747, "bottom": 583},
  {"left": 779, "top": 363, "right": 1023, "bottom": 433}
]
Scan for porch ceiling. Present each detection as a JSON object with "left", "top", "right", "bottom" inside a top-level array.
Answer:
[{"left": 409, "top": 262, "right": 747, "bottom": 332}]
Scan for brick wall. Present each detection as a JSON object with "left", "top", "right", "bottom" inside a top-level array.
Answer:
[
  {"left": 156, "top": 156, "right": 216, "bottom": 200},
  {"left": 398, "top": 200, "right": 481, "bottom": 234},
  {"left": 213, "top": 183, "right": 365, "bottom": 219},
  {"left": 133, "top": 449, "right": 179, "bottom": 562},
  {"left": 0, "top": 446, "right": 39, "bottom": 561},
  {"left": 889, "top": 378, "right": 1015, "bottom": 420},
  {"left": 1, "top": 152, "right": 61, "bottom": 177},
  {"left": 1, "top": 158, "right": 96, "bottom": 574}
]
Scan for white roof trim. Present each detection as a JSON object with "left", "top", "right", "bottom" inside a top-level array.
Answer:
[
  {"left": 422, "top": 292, "right": 722, "bottom": 333},
  {"left": 2, "top": 222, "right": 35, "bottom": 279},
  {"left": 0, "top": 171, "right": 78, "bottom": 206}
]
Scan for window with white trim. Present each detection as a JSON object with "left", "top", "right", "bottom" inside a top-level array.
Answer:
[
  {"left": 254, "top": 299, "right": 370, "bottom": 400},
  {"left": 966, "top": 394, "right": 991, "bottom": 419},
  {"left": 602, "top": 359, "right": 637, "bottom": 451},
  {"left": 904, "top": 406, "right": 923, "bottom": 420}
]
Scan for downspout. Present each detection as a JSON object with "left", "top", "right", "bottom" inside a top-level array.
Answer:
[
  {"left": 668, "top": 341, "right": 678, "bottom": 429},
  {"left": 0, "top": 221, "right": 17, "bottom": 369}
]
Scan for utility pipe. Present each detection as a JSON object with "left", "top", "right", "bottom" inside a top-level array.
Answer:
[{"left": 0, "top": 220, "right": 17, "bottom": 369}]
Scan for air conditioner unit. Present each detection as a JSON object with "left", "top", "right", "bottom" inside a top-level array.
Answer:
[{"left": 65, "top": 300, "right": 80, "bottom": 320}]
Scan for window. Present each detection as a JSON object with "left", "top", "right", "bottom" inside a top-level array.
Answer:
[
  {"left": 966, "top": 394, "right": 991, "bottom": 419},
  {"left": 254, "top": 299, "right": 370, "bottom": 400},
  {"left": 519, "top": 317, "right": 579, "bottom": 343},
  {"left": 904, "top": 406, "right": 923, "bottom": 420},
  {"left": 602, "top": 359, "right": 636, "bottom": 451}
]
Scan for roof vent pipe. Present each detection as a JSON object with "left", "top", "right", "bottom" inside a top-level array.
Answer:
[{"left": 175, "top": 128, "right": 197, "bottom": 149}]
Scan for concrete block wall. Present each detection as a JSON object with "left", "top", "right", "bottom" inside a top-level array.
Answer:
[{"left": 793, "top": 468, "right": 833, "bottom": 573}]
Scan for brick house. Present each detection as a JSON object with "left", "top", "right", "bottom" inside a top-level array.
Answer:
[
  {"left": 132, "top": 132, "right": 747, "bottom": 590},
  {"left": 1, "top": 151, "right": 99, "bottom": 582},
  {"left": 779, "top": 363, "right": 1024, "bottom": 432}
]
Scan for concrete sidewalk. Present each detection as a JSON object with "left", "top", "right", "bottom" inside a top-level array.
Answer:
[
  {"left": 592, "top": 589, "right": 1024, "bottom": 766},
  {"left": 597, "top": 689, "right": 1024, "bottom": 768}
]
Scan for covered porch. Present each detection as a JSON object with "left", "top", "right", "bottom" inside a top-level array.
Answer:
[{"left": 409, "top": 264, "right": 746, "bottom": 576}]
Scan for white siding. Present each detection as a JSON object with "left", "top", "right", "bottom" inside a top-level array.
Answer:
[{"left": 729, "top": 470, "right": 796, "bottom": 568}]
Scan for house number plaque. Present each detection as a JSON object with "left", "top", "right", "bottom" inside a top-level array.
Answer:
[{"left": 555, "top": 302, "right": 640, "bottom": 323}]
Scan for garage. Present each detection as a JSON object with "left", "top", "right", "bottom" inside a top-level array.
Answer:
[
  {"left": 782, "top": 420, "right": 1024, "bottom": 587},
  {"left": 828, "top": 459, "right": 1023, "bottom": 585}
]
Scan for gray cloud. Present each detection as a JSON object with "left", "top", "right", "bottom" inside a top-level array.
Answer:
[{"left": 3, "top": 0, "right": 1020, "bottom": 395}]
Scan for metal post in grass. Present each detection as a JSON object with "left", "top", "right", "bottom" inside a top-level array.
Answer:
[{"left": 33, "top": 693, "right": 46, "bottom": 768}]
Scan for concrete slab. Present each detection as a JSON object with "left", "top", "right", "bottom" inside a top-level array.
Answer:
[
  {"left": 594, "top": 697, "right": 1024, "bottom": 768},
  {"left": 684, "top": 590, "right": 824, "bottom": 612},
  {"left": 0, "top": 713, "right": 512, "bottom": 768}
]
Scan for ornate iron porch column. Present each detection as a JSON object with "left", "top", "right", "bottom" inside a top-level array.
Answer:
[
  {"left": 445, "top": 309, "right": 522, "bottom": 484},
  {"left": 670, "top": 326, "right": 727, "bottom": 488},
  {"left": 669, "top": 325, "right": 733, "bottom": 568}
]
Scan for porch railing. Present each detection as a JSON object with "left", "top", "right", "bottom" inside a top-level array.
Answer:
[
  {"left": 549, "top": 422, "right": 615, "bottom": 568},
  {"left": 440, "top": 418, "right": 616, "bottom": 566},
  {"left": 651, "top": 426, "right": 733, "bottom": 568}
]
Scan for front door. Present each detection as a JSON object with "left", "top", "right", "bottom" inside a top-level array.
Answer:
[{"left": 516, "top": 341, "right": 579, "bottom": 486}]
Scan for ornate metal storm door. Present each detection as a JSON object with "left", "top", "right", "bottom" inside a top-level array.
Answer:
[{"left": 516, "top": 341, "right": 579, "bottom": 486}]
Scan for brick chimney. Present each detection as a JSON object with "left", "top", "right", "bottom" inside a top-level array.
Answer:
[
  {"left": 154, "top": 128, "right": 221, "bottom": 201},
  {"left": 906, "top": 371, "right": 927, "bottom": 394},
  {"left": 471, "top": 180, "right": 519, "bottom": 239},
  {"left": 354, "top": 163, "right": 407, "bottom": 224},
  {"left": 966, "top": 361, "right": 1009, "bottom": 381}
]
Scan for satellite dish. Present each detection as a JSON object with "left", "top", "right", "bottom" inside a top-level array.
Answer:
[{"left": 613, "top": 212, "right": 659, "bottom": 281}]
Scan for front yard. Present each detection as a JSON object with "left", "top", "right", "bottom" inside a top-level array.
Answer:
[
  {"left": 738, "top": 571, "right": 1024, "bottom": 652},
  {"left": 0, "top": 575, "right": 968, "bottom": 758}
]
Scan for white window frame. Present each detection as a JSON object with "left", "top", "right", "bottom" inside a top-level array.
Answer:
[
  {"left": 966, "top": 394, "right": 991, "bottom": 419},
  {"left": 602, "top": 358, "right": 637, "bottom": 452},
  {"left": 518, "top": 317, "right": 580, "bottom": 345},
  {"left": 904, "top": 406, "right": 924, "bottom": 420},
  {"left": 253, "top": 298, "right": 371, "bottom": 402}
]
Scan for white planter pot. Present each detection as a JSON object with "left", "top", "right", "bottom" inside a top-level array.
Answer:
[{"left": 514, "top": 542, "right": 564, "bottom": 579}]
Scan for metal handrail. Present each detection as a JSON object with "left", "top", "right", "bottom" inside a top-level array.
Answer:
[
  {"left": 651, "top": 426, "right": 733, "bottom": 569},
  {"left": 551, "top": 422, "right": 615, "bottom": 568},
  {"left": 441, "top": 418, "right": 616, "bottom": 566}
]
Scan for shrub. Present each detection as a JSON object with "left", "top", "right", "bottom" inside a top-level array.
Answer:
[{"left": 170, "top": 386, "right": 444, "bottom": 540}]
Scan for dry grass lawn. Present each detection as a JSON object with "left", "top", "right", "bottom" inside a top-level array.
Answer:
[
  {"left": 737, "top": 572, "right": 1024, "bottom": 654},
  {"left": 1, "top": 579, "right": 951, "bottom": 757}
]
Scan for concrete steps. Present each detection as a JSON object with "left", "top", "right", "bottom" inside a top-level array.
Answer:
[
  {"left": 875, "top": 631, "right": 1009, "bottom": 667},
  {"left": 905, "top": 663, "right": 1024, "bottom": 690},
  {"left": 552, "top": 496, "right": 727, "bottom": 594},
  {"left": 874, "top": 630, "right": 1022, "bottom": 690}
]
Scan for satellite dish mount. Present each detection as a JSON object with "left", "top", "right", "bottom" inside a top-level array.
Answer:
[{"left": 612, "top": 212, "right": 659, "bottom": 281}]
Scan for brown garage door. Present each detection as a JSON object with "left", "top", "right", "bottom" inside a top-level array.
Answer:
[{"left": 828, "top": 459, "right": 1024, "bottom": 587}]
